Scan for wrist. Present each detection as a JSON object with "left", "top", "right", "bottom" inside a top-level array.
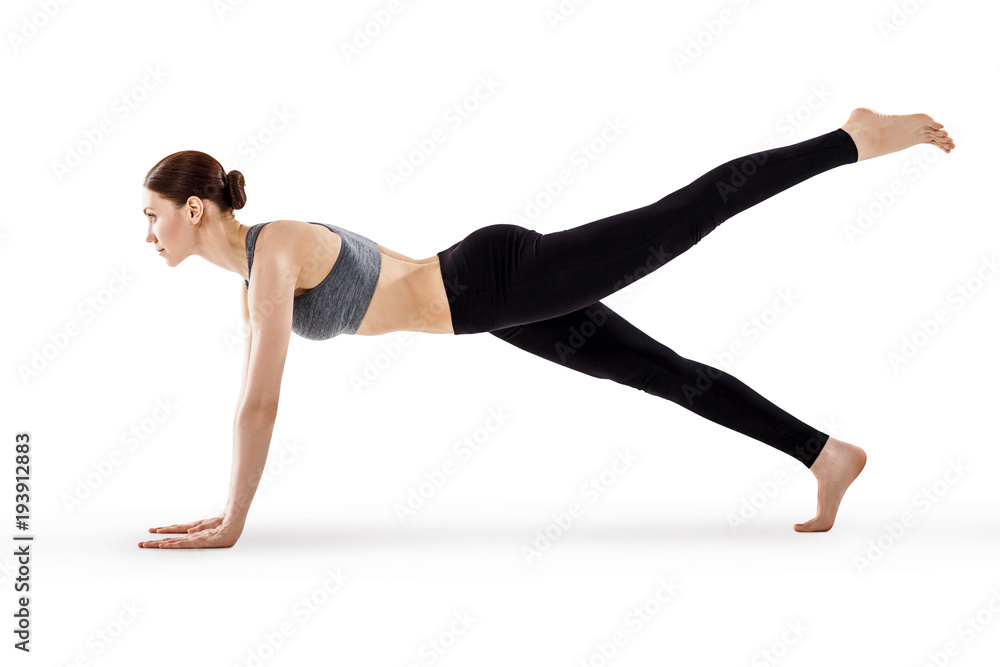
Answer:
[
  {"left": 221, "top": 516, "right": 246, "bottom": 537},
  {"left": 223, "top": 503, "right": 249, "bottom": 526}
]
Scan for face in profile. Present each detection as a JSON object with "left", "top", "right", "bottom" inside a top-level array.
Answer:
[{"left": 143, "top": 188, "right": 196, "bottom": 267}]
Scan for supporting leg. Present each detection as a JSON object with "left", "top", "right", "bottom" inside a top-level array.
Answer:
[
  {"left": 489, "top": 301, "right": 866, "bottom": 531},
  {"left": 490, "top": 301, "right": 829, "bottom": 467}
]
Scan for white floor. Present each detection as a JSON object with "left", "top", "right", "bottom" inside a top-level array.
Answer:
[{"left": 21, "top": 500, "right": 1000, "bottom": 666}]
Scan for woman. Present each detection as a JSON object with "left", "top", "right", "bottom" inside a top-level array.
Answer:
[{"left": 138, "top": 108, "right": 954, "bottom": 549}]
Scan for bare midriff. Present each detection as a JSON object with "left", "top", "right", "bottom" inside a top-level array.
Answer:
[
  {"left": 278, "top": 219, "right": 453, "bottom": 336},
  {"left": 354, "top": 247, "right": 454, "bottom": 336}
]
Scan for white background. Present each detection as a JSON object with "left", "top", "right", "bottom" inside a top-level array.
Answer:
[{"left": 1, "top": 0, "right": 997, "bottom": 664}]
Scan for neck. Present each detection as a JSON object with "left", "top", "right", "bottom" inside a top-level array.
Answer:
[{"left": 194, "top": 214, "right": 251, "bottom": 280}]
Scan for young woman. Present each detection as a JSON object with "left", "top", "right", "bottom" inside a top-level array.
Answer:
[{"left": 137, "top": 108, "right": 954, "bottom": 549}]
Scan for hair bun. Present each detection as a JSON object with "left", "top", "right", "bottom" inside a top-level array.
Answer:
[{"left": 225, "top": 170, "right": 247, "bottom": 210}]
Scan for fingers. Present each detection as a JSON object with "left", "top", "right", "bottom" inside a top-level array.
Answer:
[
  {"left": 148, "top": 523, "right": 196, "bottom": 534},
  {"left": 138, "top": 539, "right": 171, "bottom": 547},
  {"left": 148, "top": 516, "right": 223, "bottom": 534},
  {"left": 138, "top": 533, "right": 223, "bottom": 549},
  {"left": 139, "top": 536, "right": 196, "bottom": 548},
  {"left": 188, "top": 517, "right": 223, "bottom": 533}
]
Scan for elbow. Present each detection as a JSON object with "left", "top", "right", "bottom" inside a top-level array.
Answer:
[{"left": 239, "top": 396, "right": 279, "bottom": 420}]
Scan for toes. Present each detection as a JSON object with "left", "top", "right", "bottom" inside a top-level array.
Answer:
[
  {"left": 921, "top": 115, "right": 943, "bottom": 130},
  {"left": 795, "top": 519, "right": 832, "bottom": 533},
  {"left": 930, "top": 137, "right": 953, "bottom": 151}
]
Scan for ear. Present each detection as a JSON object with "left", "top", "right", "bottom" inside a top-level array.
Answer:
[{"left": 184, "top": 195, "right": 204, "bottom": 224}]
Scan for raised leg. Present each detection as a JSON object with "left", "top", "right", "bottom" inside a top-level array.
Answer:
[{"left": 442, "top": 127, "right": 859, "bottom": 334}]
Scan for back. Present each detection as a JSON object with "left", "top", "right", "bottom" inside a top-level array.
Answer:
[{"left": 245, "top": 221, "right": 382, "bottom": 339}]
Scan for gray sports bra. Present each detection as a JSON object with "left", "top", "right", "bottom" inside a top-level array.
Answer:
[{"left": 244, "top": 221, "right": 382, "bottom": 340}]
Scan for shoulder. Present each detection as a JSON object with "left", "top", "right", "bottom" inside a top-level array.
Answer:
[
  {"left": 253, "top": 220, "right": 305, "bottom": 265},
  {"left": 250, "top": 220, "right": 302, "bottom": 288},
  {"left": 256, "top": 219, "right": 303, "bottom": 245}
]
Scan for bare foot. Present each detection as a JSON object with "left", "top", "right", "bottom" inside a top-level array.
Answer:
[
  {"left": 794, "top": 436, "right": 867, "bottom": 532},
  {"left": 840, "top": 107, "right": 955, "bottom": 161}
]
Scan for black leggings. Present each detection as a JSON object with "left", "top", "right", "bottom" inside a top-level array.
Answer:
[{"left": 436, "top": 127, "right": 858, "bottom": 468}]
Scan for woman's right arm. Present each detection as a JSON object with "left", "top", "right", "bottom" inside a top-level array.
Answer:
[
  {"left": 142, "top": 285, "right": 254, "bottom": 543},
  {"left": 142, "top": 230, "right": 295, "bottom": 548}
]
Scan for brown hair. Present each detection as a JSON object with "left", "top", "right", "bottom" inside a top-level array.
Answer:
[{"left": 143, "top": 150, "right": 247, "bottom": 212}]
